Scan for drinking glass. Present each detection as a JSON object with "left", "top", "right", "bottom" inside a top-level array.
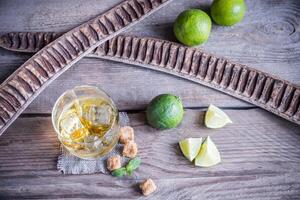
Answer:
[{"left": 52, "top": 85, "right": 120, "bottom": 159}]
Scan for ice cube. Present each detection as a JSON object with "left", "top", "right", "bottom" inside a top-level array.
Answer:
[
  {"left": 84, "top": 135, "right": 99, "bottom": 143},
  {"left": 83, "top": 135, "right": 102, "bottom": 152},
  {"left": 59, "top": 111, "right": 84, "bottom": 136},
  {"left": 84, "top": 103, "right": 113, "bottom": 126},
  {"left": 93, "top": 139, "right": 103, "bottom": 150}
]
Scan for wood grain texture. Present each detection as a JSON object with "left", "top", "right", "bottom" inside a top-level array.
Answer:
[
  {"left": 93, "top": 36, "right": 300, "bottom": 125},
  {"left": 2, "top": 33, "right": 299, "bottom": 124},
  {"left": 0, "top": 0, "right": 173, "bottom": 135},
  {"left": 0, "top": 0, "right": 299, "bottom": 113},
  {"left": 0, "top": 109, "right": 300, "bottom": 199},
  {"left": 0, "top": 0, "right": 300, "bottom": 199}
]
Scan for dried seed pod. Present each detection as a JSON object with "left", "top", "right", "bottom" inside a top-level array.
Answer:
[
  {"left": 0, "top": 32, "right": 61, "bottom": 53},
  {"left": 93, "top": 36, "right": 300, "bottom": 125},
  {"left": 1, "top": 33, "right": 299, "bottom": 125},
  {"left": 0, "top": 0, "right": 173, "bottom": 135}
]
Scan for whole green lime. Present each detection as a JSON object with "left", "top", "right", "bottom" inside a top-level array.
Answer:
[
  {"left": 173, "top": 9, "right": 212, "bottom": 46},
  {"left": 146, "top": 94, "right": 184, "bottom": 129},
  {"left": 210, "top": 0, "right": 246, "bottom": 26}
]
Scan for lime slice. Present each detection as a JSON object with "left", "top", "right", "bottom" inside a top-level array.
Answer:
[
  {"left": 205, "top": 104, "right": 232, "bottom": 128},
  {"left": 195, "top": 136, "right": 221, "bottom": 167},
  {"left": 179, "top": 138, "right": 202, "bottom": 162}
]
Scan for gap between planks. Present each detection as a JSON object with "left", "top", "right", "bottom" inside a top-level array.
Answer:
[
  {"left": 19, "top": 106, "right": 259, "bottom": 118},
  {"left": 0, "top": 109, "right": 300, "bottom": 199}
]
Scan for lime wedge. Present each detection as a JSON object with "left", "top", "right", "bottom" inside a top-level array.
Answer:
[
  {"left": 205, "top": 104, "right": 232, "bottom": 128},
  {"left": 195, "top": 136, "right": 221, "bottom": 167},
  {"left": 179, "top": 138, "right": 202, "bottom": 162}
]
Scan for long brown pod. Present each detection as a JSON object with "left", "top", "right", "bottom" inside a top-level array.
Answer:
[
  {"left": 93, "top": 36, "right": 300, "bottom": 125},
  {"left": 0, "top": 32, "right": 62, "bottom": 53},
  {"left": 2, "top": 33, "right": 299, "bottom": 125},
  {"left": 0, "top": 0, "right": 173, "bottom": 135}
]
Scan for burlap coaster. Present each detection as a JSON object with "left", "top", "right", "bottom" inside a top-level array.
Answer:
[{"left": 57, "top": 112, "right": 130, "bottom": 174}]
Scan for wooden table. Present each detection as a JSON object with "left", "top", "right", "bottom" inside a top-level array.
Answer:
[{"left": 0, "top": 0, "right": 300, "bottom": 199}]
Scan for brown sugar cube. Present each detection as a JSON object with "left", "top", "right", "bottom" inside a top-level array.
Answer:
[
  {"left": 106, "top": 155, "right": 121, "bottom": 171},
  {"left": 119, "top": 126, "right": 134, "bottom": 144},
  {"left": 122, "top": 141, "right": 138, "bottom": 158},
  {"left": 140, "top": 179, "right": 157, "bottom": 196}
]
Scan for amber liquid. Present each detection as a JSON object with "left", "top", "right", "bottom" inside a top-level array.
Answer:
[{"left": 57, "top": 97, "right": 119, "bottom": 159}]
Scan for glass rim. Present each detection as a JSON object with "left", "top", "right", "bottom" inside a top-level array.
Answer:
[{"left": 51, "top": 85, "right": 119, "bottom": 145}]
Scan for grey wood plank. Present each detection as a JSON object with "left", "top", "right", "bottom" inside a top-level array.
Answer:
[
  {"left": 0, "top": 54, "right": 253, "bottom": 113},
  {"left": 0, "top": 109, "right": 299, "bottom": 199},
  {"left": 0, "top": 0, "right": 299, "bottom": 112}
]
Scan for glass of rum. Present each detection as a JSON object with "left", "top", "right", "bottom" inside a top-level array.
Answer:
[{"left": 52, "top": 85, "right": 120, "bottom": 159}]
